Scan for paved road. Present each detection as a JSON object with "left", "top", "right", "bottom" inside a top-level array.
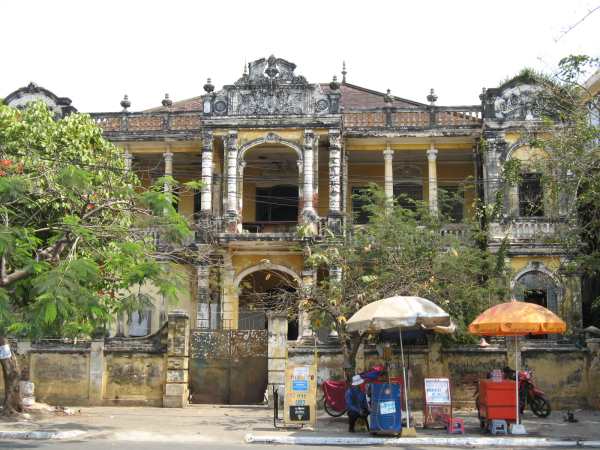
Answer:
[{"left": 0, "top": 441, "right": 577, "bottom": 450}]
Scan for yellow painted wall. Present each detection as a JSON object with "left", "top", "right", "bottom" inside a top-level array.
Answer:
[
  {"left": 509, "top": 256, "right": 561, "bottom": 274},
  {"left": 103, "top": 353, "right": 165, "bottom": 406},
  {"left": 232, "top": 254, "right": 304, "bottom": 282}
]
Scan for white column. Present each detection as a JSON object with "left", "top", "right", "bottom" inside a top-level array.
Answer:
[
  {"left": 302, "top": 130, "right": 316, "bottom": 219},
  {"left": 238, "top": 161, "right": 246, "bottom": 217},
  {"left": 124, "top": 146, "right": 133, "bottom": 173},
  {"left": 427, "top": 144, "right": 438, "bottom": 214},
  {"left": 226, "top": 130, "right": 238, "bottom": 217},
  {"left": 327, "top": 266, "right": 342, "bottom": 342},
  {"left": 299, "top": 269, "right": 316, "bottom": 343},
  {"left": 383, "top": 143, "right": 394, "bottom": 203},
  {"left": 201, "top": 130, "right": 213, "bottom": 213},
  {"left": 328, "top": 130, "right": 342, "bottom": 214},
  {"left": 163, "top": 148, "right": 173, "bottom": 193}
]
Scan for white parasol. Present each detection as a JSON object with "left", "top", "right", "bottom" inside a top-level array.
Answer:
[{"left": 346, "top": 296, "right": 454, "bottom": 431}]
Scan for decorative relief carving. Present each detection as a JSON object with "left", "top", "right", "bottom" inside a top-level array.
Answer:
[
  {"left": 206, "top": 55, "right": 331, "bottom": 116},
  {"left": 493, "top": 84, "right": 542, "bottom": 121}
]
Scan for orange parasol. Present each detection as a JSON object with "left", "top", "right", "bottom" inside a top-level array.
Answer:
[
  {"left": 468, "top": 300, "right": 566, "bottom": 336},
  {"left": 468, "top": 300, "right": 566, "bottom": 434}
]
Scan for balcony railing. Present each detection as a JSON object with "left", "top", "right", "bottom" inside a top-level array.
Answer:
[
  {"left": 90, "top": 105, "right": 482, "bottom": 136},
  {"left": 488, "top": 219, "right": 561, "bottom": 242},
  {"left": 242, "top": 221, "right": 297, "bottom": 234},
  {"left": 344, "top": 105, "right": 482, "bottom": 129}
]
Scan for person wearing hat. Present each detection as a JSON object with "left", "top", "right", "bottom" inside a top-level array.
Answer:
[{"left": 345, "top": 374, "right": 370, "bottom": 432}]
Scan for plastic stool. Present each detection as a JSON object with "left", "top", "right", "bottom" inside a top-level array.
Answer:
[
  {"left": 446, "top": 417, "right": 465, "bottom": 434},
  {"left": 489, "top": 419, "right": 508, "bottom": 435}
]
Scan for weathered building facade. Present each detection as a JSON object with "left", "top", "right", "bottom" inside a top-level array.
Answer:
[{"left": 3, "top": 56, "right": 589, "bottom": 407}]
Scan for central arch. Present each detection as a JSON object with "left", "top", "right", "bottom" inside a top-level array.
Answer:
[{"left": 238, "top": 136, "right": 302, "bottom": 233}]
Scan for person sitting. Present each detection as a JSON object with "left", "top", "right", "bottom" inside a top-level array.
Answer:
[{"left": 345, "top": 375, "right": 370, "bottom": 433}]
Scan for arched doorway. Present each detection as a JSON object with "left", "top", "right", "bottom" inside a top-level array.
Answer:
[
  {"left": 240, "top": 142, "right": 301, "bottom": 233},
  {"left": 514, "top": 269, "right": 561, "bottom": 339},
  {"left": 238, "top": 269, "right": 299, "bottom": 340}
]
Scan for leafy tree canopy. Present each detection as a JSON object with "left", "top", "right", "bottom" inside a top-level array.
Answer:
[{"left": 0, "top": 101, "right": 197, "bottom": 339}]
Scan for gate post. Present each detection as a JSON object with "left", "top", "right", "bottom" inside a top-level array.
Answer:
[
  {"left": 163, "top": 310, "right": 190, "bottom": 408},
  {"left": 267, "top": 312, "right": 288, "bottom": 406}
]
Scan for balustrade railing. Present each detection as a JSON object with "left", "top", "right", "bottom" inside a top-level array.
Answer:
[
  {"left": 91, "top": 105, "right": 482, "bottom": 135},
  {"left": 488, "top": 219, "right": 560, "bottom": 241}
]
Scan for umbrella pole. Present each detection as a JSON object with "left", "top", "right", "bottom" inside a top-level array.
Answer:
[
  {"left": 399, "top": 330, "right": 410, "bottom": 429},
  {"left": 515, "top": 336, "right": 520, "bottom": 426}
]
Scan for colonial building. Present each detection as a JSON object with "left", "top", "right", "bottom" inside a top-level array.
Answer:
[{"left": 3, "top": 56, "right": 585, "bottom": 405}]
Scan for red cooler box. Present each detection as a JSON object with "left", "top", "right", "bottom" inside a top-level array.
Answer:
[{"left": 478, "top": 380, "right": 517, "bottom": 422}]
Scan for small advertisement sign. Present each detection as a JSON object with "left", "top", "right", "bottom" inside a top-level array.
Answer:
[{"left": 284, "top": 363, "right": 317, "bottom": 426}]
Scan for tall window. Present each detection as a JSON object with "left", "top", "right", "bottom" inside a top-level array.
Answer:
[
  {"left": 439, "top": 186, "right": 464, "bottom": 223},
  {"left": 519, "top": 173, "right": 544, "bottom": 217},
  {"left": 393, "top": 183, "right": 423, "bottom": 211},
  {"left": 255, "top": 185, "right": 298, "bottom": 222},
  {"left": 193, "top": 189, "right": 202, "bottom": 220}
]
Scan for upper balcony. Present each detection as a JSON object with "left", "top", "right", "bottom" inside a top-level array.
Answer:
[{"left": 90, "top": 105, "right": 482, "bottom": 141}]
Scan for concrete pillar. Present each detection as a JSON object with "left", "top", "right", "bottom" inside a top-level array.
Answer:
[
  {"left": 163, "top": 310, "right": 190, "bottom": 408},
  {"left": 201, "top": 130, "right": 213, "bottom": 214},
  {"left": 225, "top": 130, "right": 239, "bottom": 231},
  {"left": 302, "top": 130, "right": 317, "bottom": 223},
  {"left": 427, "top": 144, "right": 438, "bottom": 214},
  {"left": 221, "top": 254, "right": 237, "bottom": 329},
  {"left": 267, "top": 312, "right": 288, "bottom": 406},
  {"left": 383, "top": 143, "right": 394, "bottom": 203},
  {"left": 328, "top": 129, "right": 342, "bottom": 232},
  {"left": 298, "top": 269, "right": 316, "bottom": 344},
  {"left": 327, "top": 266, "right": 342, "bottom": 343},
  {"left": 123, "top": 146, "right": 133, "bottom": 173},
  {"left": 237, "top": 161, "right": 246, "bottom": 219},
  {"left": 88, "top": 340, "right": 104, "bottom": 405},
  {"left": 196, "top": 265, "right": 211, "bottom": 329},
  {"left": 163, "top": 148, "right": 173, "bottom": 193}
]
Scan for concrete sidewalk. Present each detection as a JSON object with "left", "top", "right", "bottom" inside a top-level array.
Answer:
[{"left": 0, "top": 405, "right": 598, "bottom": 445}]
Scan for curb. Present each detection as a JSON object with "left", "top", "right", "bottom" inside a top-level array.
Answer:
[
  {"left": 245, "top": 433, "right": 584, "bottom": 447},
  {"left": 0, "top": 430, "right": 86, "bottom": 440}
]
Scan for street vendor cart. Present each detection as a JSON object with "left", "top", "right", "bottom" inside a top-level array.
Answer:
[{"left": 477, "top": 379, "right": 517, "bottom": 430}]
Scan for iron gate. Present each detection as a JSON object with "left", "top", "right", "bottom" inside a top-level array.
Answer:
[{"left": 189, "top": 329, "right": 268, "bottom": 404}]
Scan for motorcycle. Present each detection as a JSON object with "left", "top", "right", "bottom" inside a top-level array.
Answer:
[
  {"left": 504, "top": 367, "right": 551, "bottom": 418},
  {"left": 321, "top": 365, "right": 387, "bottom": 417}
]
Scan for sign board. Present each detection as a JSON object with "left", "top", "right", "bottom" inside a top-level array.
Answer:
[
  {"left": 284, "top": 363, "right": 317, "bottom": 427},
  {"left": 424, "top": 378, "right": 451, "bottom": 405},
  {"left": 423, "top": 378, "right": 452, "bottom": 428}
]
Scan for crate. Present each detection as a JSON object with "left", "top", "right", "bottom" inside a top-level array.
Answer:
[{"left": 479, "top": 380, "right": 517, "bottom": 422}]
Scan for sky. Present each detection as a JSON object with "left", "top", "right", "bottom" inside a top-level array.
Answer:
[{"left": 1, "top": 0, "right": 599, "bottom": 112}]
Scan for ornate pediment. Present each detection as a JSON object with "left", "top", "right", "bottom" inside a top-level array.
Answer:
[
  {"left": 203, "top": 55, "right": 339, "bottom": 117},
  {"left": 3, "top": 82, "right": 76, "bottom": 118},
  {"left": 483, "top": 82, "right": 542, "bottom": 122}
]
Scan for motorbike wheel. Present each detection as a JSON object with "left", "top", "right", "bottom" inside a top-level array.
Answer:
[
  {"left": 323, "top": 399, "right": 347, "bottom": 417},
  {"left": 530, "top": 395, "right": 551, "bottom": 418}
]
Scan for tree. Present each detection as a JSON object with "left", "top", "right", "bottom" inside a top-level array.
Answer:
[
  {"left": 254, "top": 187, "right": 510, "bottom": 373},
  {"left": 538, "top": 56, "right": 600, "bottom": 326},
  {"left": 507, "top": 56, "right": 600, "bottom": 326},
  {"left": 0, "top": 101, "right": 200, "bottom": 415}
]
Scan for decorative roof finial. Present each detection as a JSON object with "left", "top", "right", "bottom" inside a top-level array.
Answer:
[
  {"left": 427, "top": 88, "right": 438, "bottom": 105},
  {"left": 162, "top": 93, "right": 173, "bottom": 108},
  {"left": 203, "top": 78, "right": 215, "bottom": 94},
  {"left": 341, "top": 61, "right": 347, "bottom": 84},
  {"left": 120, "top": 94, "right": 131, "bottom": 112},
  {"left": 243, "top": 60, "right": 248, "bottom": 76},
  {"left": 479, "top": 87, "right": 487, "bottom": 102},
  {"left": 329, "top": 75, "right": 340, "bottom": 91},
  {"left": 384, "top": 89, "right": 393, "bottom": 104}
]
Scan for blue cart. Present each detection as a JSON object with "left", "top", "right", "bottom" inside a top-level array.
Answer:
[{"left": 369, "top": 383, "right": 402, "bottom": 434}]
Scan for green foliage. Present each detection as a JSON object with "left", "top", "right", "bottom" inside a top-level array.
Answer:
[
  {"left": 302, "top": 186, "right": 510, "bottom": 351},
  {"left": 0, "top": 101, "right": 197, "bottom": 338}
]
